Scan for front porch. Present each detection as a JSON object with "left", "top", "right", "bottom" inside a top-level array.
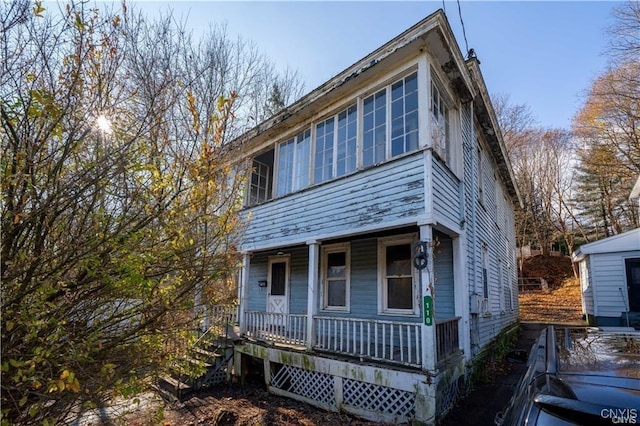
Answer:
[{"left": 244, "top": 311, "right": 462, "bottom": 369}]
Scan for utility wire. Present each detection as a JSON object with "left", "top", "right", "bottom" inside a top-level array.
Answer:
[{"left": 456, "top": 0, "right": 471, "bottom": 58}]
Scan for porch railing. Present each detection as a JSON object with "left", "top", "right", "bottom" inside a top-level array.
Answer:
[
  {"left": 314, "top": 316, "right": 422, "bottom": 368},
  {"left": 435, "top": 317, "right": 461, "bottom": 363},
  {"left": 245, "top": 311, "right": 307, "bottom": 346}
]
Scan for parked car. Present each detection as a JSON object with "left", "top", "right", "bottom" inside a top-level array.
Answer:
[{"left": 495, "top": 325, "right": 640, "bottom": 425}]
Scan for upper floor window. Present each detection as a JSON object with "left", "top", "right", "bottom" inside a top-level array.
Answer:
[
  {"left": 362, "top": 89, "right": 387, "bottom": 167},
  {"left": 277, "top": 129, "right": 311, "bottom": 197},
  {"left": 431, "top": 80, "right": 450, "bottom": 163},
  {"left": 336, "top": 105, "right": 358, "bottom": 177},
  {"left": 314, "top": 118, "right": 335, "bottom": 183},
  {"left": 248, "top": 149, "right": 274, "bottom": 205},
  {"left": 315, "top": 104, "right": 358, "bottom": 185},
  {"left": 477, "top": 144, "right": 485, "bottom": 204},
  {"left": 246, "top": 69, "right": 423, "bottom": 205},
  {"left": 391, "top": 72, "right": 419, "bottom": 157}
]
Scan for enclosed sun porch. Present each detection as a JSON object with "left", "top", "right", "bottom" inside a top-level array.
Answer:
[{"left": 237, "top": 226, "right": 465, "bottom": 372}]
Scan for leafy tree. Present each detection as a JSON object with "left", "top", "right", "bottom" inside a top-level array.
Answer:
[
  {"left": 0, "top": 1, "right": 300, "bottom": 423},
  {"left": 572, "top": 62, "right": 640, "bottom": 235}
]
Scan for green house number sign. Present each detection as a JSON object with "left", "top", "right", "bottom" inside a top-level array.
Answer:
[{"left": 423, "top": 295, "right": 433, "bottom": 326}]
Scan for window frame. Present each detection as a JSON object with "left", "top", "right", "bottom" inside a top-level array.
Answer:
[
  {"left": 430, "top": 77, "right": 451, "bottom": 163},
  {"left": 477, "top": 142, "right": 485, "bottom": 206},
  {"left": 377, "top": 234, "right": 419, "bottom": 316},
  {"left": 321, "top": 242, "right": 351, "bottom": 312},
  {"left": 276, "top": 128, "right": 311, "bottom": 197},
  {"left": 247, "top": 66, "right": 424, "bottom": 205},
  {"left": 481, "top": 244, "right": 490, "bottom": 313},
  {"left": 249, "top": 158, "right": 271, "bottom": 205}
]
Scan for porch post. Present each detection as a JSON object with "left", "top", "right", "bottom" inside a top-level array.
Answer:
[
  {"left": 306, "top": 241, "right": 320, "bottom": 351},
  {"left": 419, "top": 224, "right": 437, "bottom": 372},
  {"left": 239, "top": 252, "right": 250, "bottom": 335}
]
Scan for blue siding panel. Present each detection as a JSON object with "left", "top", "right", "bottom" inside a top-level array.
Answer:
[
  {"left": 433, "top": 235, "right": 455, "bottom": 320},
  {"left": 241, "top": 154, "right": 425, "bottom": 251}
]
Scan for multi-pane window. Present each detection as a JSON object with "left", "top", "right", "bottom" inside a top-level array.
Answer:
[
  {"left": 431, "top": 80, "right": 450, "bottom": 162},
  {"left": 249, "top": 159, "right": 270, "bottom": 205},
  {"left": 363, "top": 89, "right": 387, "bottom": 167},
  {"left": 314, "top": 118, "right": 335, "bottom": 183},
  {"left": 322, "top": 243, "right": 350, "bottom": 311},
  {"left": 379, "top": 236, "right": 416, "bottom": 314},
  {"left": 336, "top": 105, "right": 358, "bottom": 177},
  {"left": 293, "top": 129, "right": 311, "bottom": 191},
  {"left": 391, "top": 72, "right": 419, "bottom": 157},
  {"left": 276, "top": 139, "right": 295, "bottom": 197},
  {"left": 247, "top": 70, "right": 427, "bottom": 205},
  {"left": 276, "top": 129, "right": 311, "bottom": 197}
]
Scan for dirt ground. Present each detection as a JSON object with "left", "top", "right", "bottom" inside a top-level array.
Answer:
[
  {"left": 518, "top": 255, "right": 584, "bottom": 323},
  {"left": 160, "top": 384, "right": 390, "bottom": 426},
  {"left": 109, "top": 383, "right": 390, "bottom": 426}
]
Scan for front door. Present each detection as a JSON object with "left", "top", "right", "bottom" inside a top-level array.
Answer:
[
  {"left": 625, "top": 258, "right": 640, "bottom": 311},
  {"left": 267, "top": 257, "right": 290, "bottom": 321}
]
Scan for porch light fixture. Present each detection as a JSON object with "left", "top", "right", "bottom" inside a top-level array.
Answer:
[
  {"left": 276, "top": 251, "right": 285, "bottom": 256},
  {"left": 258, "top": 280, "right": 267, "bottom": 288}
]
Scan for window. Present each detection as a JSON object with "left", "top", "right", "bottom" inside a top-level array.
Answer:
[
  {"left": 322, "top": 243, "right": 350, "bottom": 311},
  {"left": 336, "top": 105, "right": 358, "bottom": 177},
  {"left": 248, "top": 149, "right": 274, "bottom": 206},
  {"left": 431, "top": 80, "right": 450, "bottom": 162},
  {"left": 248, "top": 70, "right": 422, "bottom": 200},
  {"left": 314, "top": 118, "right": 335, "bottom": 183},
  {"left": 293, "top": 130, "right": 311, "bottom": 191},
  {"left": 482, "top": 244, "right": 490, "bottom": 312},
  {"left": 276, "top": 139, "right": 294, "bottom": 197},
  {"left": 379, "top": 235, "right": 417, "bottom": 315},
  {"left": 391, "top": 72, "right": 419, "bottom": 157},
  {"left": 477, "top": 144, "right": 485, "bottom": 204},
  {"left": 363, "top": 89, "right": 387, "bottom": 167},
  {"left": 276, "top": 129, "right": 311, "bottom": 197}
]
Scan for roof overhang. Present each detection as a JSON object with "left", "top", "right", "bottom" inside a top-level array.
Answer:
[
  {"left": 466, "top": 59, "right": 522, "bottom": 208},
  {"left": 234, "top": 10, "right": 475, "bottom": 155}
]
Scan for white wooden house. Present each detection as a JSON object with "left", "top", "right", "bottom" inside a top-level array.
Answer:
[
  {"left": 233, "top": 10, "right": 520, "bottom": 424},
  {"left": 572, "top": 228, "right": 640, "bottom": 328}
]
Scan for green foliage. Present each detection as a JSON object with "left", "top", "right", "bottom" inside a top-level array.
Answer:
[{"left": 1, "top": 2, "right": 248, "bottom": 424}]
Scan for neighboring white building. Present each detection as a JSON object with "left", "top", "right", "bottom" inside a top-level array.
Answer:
[
  {"left": 572, "top": 228, "right": 640, "bottom": 327},
  {"left": 233, "top": 10, "right": 521, "bottom": 424}
]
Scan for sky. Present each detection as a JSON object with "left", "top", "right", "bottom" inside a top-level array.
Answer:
[{"left": 133, "top": 1, "right": 621, "bottom": 130}]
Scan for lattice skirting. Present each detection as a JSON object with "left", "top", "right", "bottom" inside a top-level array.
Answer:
[
  {"left": 269, "top": 362, "right": 416, "bottom": 421},
  {"left": 436, "top": 376, "right": 461, "bottom": 416},
  {"left": 270, "top": 364, "right": 336, "bottom": 407},
  {"left": 343, "top": 378, "right": 416, "bottom": 419}
]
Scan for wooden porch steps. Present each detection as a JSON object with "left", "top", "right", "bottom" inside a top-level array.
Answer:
[{"left": 156, "top": 329, "right": 235, "bottom": 400}]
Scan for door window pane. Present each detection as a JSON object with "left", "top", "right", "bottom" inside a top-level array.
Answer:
[{"left": 271, "top": 262, "right": 286, "bottom": 296}]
